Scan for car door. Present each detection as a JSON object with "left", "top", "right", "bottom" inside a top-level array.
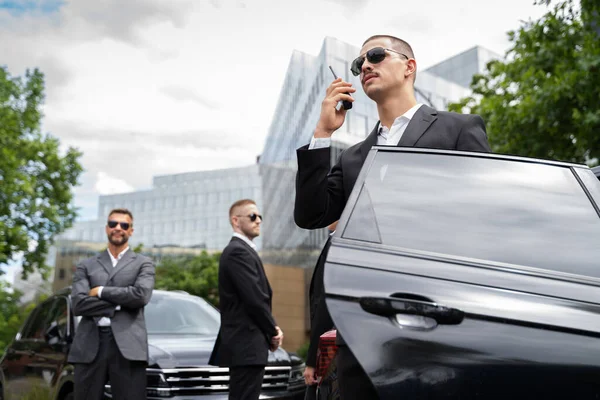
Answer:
[
  {"left": 1, "top": 299, "right": 55, "bottom": 399},
  {"left": 325, "top": 148, "right": 600, "bottom": 399},
  {"left": 32, "top": 295, "right": 71, "bottom": 399}
]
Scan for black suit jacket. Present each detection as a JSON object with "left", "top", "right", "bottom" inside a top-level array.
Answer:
[
  {"left": 294, "top": 105, "right": 491, "bottom": 229},
  {"left": 306, "top": 235, "right": 335, "bottom": 368},
  {"left": 209, "top": 237, "right": 278, "bottom": 367}
]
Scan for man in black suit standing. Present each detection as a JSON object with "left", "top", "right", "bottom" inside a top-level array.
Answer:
[
  {"left": 209, "top": 199, "right": 284, "bottom": 400},
  {"left": 294, "top": 35, "right": 492, "bottom": 399}
]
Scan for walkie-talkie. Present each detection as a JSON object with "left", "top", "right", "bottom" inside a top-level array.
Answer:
[{"left": 328, "top": 66, "right": 353, "bottom": 110}]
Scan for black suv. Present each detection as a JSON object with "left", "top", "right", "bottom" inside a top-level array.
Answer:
[
  {"left": 0, "top": 289, "right": 305, "bottom": 400},
  {"left": 322, "top": 147, "right": 600, "bottom": 399}
]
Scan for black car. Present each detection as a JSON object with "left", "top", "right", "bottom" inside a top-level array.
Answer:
[
  {"left": 322, "top": 147, "right": 600, "bottom": 399},
  {"left": 0, "top": 289, "right": 305, "bottom": 400}
]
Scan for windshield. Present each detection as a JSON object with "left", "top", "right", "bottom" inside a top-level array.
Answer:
[{"left": 145, "top": 292, "right": 220, "bottom": 335}]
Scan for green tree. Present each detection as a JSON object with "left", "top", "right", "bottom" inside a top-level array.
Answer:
[
  {"left": 449, "top": 0, "right": 600, "bottom": 165},
  {"left": 0, "top": 67, "right": 83, "bottom": 278},
  {"left": 155, "top": 251, "right": 220, "bottom": 307},
  {"left": 0, "top": 281, "right": 48, "bottom": 357}
]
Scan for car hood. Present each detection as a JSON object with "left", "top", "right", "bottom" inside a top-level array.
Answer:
[{"left": 147, "top": 334, "right": 292, "bottom": 369}]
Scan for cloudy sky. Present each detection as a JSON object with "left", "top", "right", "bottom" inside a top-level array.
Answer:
[{"left": 0, "top": 0, "right": 550, "bottom": 223}]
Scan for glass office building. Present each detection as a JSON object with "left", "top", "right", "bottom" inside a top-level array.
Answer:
[
  {"left": 61, "top": 165, "right": 262, "bottom": 250},
  {"left": 259, "top": 37, "right": 498, "bottom": 266}
]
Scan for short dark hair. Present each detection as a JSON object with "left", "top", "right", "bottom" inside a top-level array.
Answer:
[
  {"left": 229, "top": 199, "right": 256, "bottom": 218},
  {"left": 108, "top": 208, "right": 134, "bottom": 222},
  {"left": 362, "top": 35, "right": 415, "bottom": 59},
  {"left": 362, "top": 35, "right": 416, "bottom": 82}
]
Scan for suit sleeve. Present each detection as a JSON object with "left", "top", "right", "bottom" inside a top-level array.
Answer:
[
  {"left": 71, "top": 262, "right": 118, "bottom": 318},
  {"left": 456, "top": 114, "right": 492, "bottom": 153},
  {"left": 294, "top": 145, "right": 345, "bottom": 229},
  {"left": 225, "top": 248, "right": 278, "bottom": 338},
  {"left": 100, "top": 259, "right": 155, "bottom": 309}
]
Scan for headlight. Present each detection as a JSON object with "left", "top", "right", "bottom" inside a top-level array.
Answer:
[
  {"left": 147, "top": 371, "right": 172, "bottom": 398},
  {"left": 288, "top": 363, "right": 306, "bottom": 391}
]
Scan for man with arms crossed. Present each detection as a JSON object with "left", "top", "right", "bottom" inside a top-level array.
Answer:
[
  {"left": 294, "top": 35, "right": 491, "bottom": 399},
  {"left": 209, "top": 199, "right": 284, "bottom": 400},
  {"left": 68, "top": 208, "right": 155, "bottom": 400}
]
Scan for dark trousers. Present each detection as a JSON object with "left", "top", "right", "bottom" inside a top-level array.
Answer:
[
  {"left": 74, "top": 327, "right": 147, "bottom": 400},
  {"left": 337, "top": 345, "right": 378, "bottom": 400},
  {"left": 229, "top": 365, "right": 265, "bottom": 400}
]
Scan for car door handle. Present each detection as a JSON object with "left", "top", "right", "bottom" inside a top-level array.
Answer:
[{"left": 359, "top": 296, "right": 464, "bottom": 325}]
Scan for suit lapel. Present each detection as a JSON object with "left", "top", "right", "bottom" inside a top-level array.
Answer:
[
  {"left": 108, "top": 249, "right": 136, "bottom": 282},
  {"left": 398, "top": 105, "right": 438, "bottom": 147},
  {"left": 96, "top": 251, "right": 113, "bottom": 275},
  {"left": 359, "top": 122, "right": 381, "bottom": 164}
]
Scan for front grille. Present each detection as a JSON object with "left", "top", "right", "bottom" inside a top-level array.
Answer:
[{"left": 105, "top": 366, "right": 294, "bottom": 397}]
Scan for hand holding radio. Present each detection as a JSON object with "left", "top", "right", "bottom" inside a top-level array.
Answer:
[{"left": 314, "top": 66, "right": 356, "bottom": 139}]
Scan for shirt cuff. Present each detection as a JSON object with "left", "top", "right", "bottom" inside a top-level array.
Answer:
[
  {"left": 309, "top": 136, "right": 331, "bottom": 149},
  {"left": 98, "top": 286, "right": 104, "bottom": 298}
]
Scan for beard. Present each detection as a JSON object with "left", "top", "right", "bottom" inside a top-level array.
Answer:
[
  {"left": 108, "top": 232, "right": 129, "bottom": 246},
  {"left": 242, "top": 225, "right": 259, "bottom": 240}
]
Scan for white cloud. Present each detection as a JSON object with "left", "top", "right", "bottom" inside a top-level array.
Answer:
[
  {"left": 0, "top": 0, "right": 552, "bottom": 220},
  {"left": 94, "top": 172, "right": 135, "bottom": 195}
]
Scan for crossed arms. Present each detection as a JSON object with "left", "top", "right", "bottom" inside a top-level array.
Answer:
[{"left": 72, "top": 261, "right": 155, "bottom": 317}]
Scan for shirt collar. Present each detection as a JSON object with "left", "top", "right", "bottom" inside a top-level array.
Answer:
[
  {"left": 107, "top": 246, "right": 129, "bottom": 263},
  {"left": 378, "top": 103, "right": 424, "bottom": 134},
  {"left": 232, "top": 232, "right": 257, "bottom": 250}
]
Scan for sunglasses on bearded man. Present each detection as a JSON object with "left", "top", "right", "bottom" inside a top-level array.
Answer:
[{"left": 236, "top": 213, "right": 263, "bottom": 222}]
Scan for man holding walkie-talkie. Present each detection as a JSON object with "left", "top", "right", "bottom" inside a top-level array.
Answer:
[{"left": 294, "top": 34, "right": 491, "bottom": 400}]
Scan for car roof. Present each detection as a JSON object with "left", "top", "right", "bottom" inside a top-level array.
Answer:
[{"left": 592, "top": 166, "right": 600, "bottom": 179}]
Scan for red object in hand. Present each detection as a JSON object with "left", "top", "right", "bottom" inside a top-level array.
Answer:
[{"left": 315, "top": 329, "right": 338, "bottom": 379}]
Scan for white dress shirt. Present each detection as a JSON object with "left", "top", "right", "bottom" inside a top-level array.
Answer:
[
  {"left": 97, "top": 247, "right": 128, "bottom": 327},
  {"left": 309, "top": 104, "right": 423, "bottom": 149},
  {"left": 232, "top": 232, "right": 257, "bottom": 252}
]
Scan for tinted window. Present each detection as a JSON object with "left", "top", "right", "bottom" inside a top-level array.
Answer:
[
  {"left": 48, "top": 297, "right": 69, "bottom": 339},
  {"left": 575, "top": 167, "right": 600, "bottom": 210},
  {"left": 343, "top": 151, "right": 600, "bottom": 277},
  {"left": 20, "top": 300, "right": 56, "bottom": 340},
  {"left": 145, "top": 293, "right": 220, "bottom": 335}
]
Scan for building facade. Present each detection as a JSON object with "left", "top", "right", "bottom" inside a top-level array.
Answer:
[{"left": 62, "top": 165, "right": 262, "bottom": 251}]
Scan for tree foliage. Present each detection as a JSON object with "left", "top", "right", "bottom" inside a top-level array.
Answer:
[
  {"left": 0, "top": 67, "right": 83, "bottom": 277},
  {"left": 449, "top": 0, "right": 600, "bottom": 165},
  {"left": 155, "top": 251, "right": 220, "bottom": 307},
  {"left": 0, "top": 281, "right": 42, "bottom": 356}
]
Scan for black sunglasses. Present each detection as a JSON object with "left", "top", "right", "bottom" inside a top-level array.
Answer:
[
  {"left": 236, "top": 213, "right": 263, "bottom": 222},
  {"left": 107, "top": 220, "right": 131, "bottom": 230},
  {"left": 350, "top": 47, "right": 409, "bottom": 76}
]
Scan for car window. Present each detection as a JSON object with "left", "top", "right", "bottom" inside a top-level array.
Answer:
[
  {"left": 145, "top": 293, "right": 220, "bottom": 335},
  {"left": 20, "top": 299, "right": 57, "bottom": 340},
  {"left": 574, "top": 167, "right": 600, "bottom": 210},
  {"left": 342, "top": 151, "right": 600, "bottom": 278},
  {"left": 48, "top": 297, "right": 69, "bottom": 339}
]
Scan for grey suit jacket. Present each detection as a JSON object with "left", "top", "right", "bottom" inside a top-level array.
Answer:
[{"left": 67, "top": 249, "right": 155, "bottom": 363}]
